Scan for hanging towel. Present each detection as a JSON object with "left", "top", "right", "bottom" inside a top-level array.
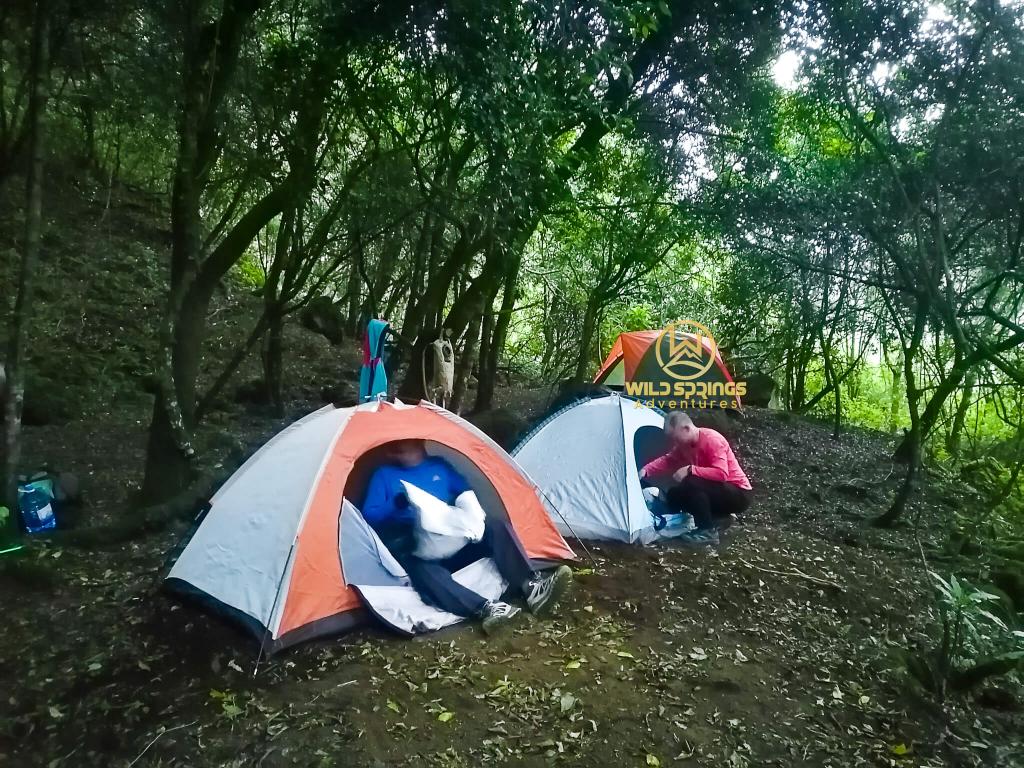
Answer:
[{"left": 359, "top": 319, "right": 390, "bottom": 401}]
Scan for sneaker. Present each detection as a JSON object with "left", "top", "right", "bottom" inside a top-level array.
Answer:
[
  {"left": 480, "top": 601, "right": 522, "bottom": 634},
  {"left": 525, "top": 565, "right": 573, "bottom": 617},
  {"left": 678, "top": 529, "right": 719, "bottom": 547}
]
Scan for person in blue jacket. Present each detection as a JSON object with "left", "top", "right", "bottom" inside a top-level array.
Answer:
[{"left": 363, "top": 439, "right": 572, "bottom": 634}]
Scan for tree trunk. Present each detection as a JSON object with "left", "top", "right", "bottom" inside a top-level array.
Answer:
[
  {"left": 400, "top": 212, "right": 432, "bottom": 335},
  {"left": 819, "top": 334, "right": 841, "bottom": 438},
  {"left": 792, "top": 351, "right": 808, "bottom": 411},
  {"left": 946, "top": 369, "right": 976, "bottom": 457},
  {"left": 540, "top": 289, "right": 556, "bottom": 376},
  {"left": 450, "top": 314, "right": 482, "bottom": 414},
  {"left": 399, "top": 227, "right": 495, "bottom": 400},
  {"left": 344, "top": 258, "right": 361, "bottom": 336},
  {"left": 876, "top": 306, "right": 928, "bottom": 526},
  {"left": 1, "top": 1, "right": 48, "bottom": 509},
  {"left": 574, "top": 295, "right": 601, "bottom": 383},
  {"left": 139, "top": 290, "right": 209, "bottom": 502},
  {"left": 895, "top": 363, "right": 970, "bottom": 461},
  {"left": 140, "top": 394, "right": 196, "bottom": 504},
  {"left": 263, "top": 310, "right": 285, "bottom": 417},
  {"left": 883, "top": 346, "right": 903, "bottom": 435},
  {"left": 140, "top": 2, "right": 267, "bottom": 503},
  {"left": 474, "top": 254, "right": 520, "bottom": 412},
  {"left": 476, "top": 304, "right": 495, "bottom": 398},
  {"left": 875, "top": 425, "right": 920, "bottom": 528}
]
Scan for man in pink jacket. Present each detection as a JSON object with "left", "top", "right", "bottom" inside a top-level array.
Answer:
[{"left": 640, "top": 412, "right": 752, "bottom": 544}]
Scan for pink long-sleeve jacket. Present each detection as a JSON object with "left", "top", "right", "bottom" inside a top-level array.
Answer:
[{"left": 642, "top": 427, "right": 752, "bottom": 490}]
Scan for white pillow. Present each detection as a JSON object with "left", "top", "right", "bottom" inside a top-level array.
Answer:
[{"left": 401, "top": 481, "right": 486, "bottom": 561}]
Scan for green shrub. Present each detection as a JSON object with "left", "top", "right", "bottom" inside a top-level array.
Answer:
[{"left": 908, "top": 572, "right": 1024, "bottom": 701}]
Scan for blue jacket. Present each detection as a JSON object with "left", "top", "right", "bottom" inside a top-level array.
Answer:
[{"left": 362, "top": 457, "right": 470, "bottom": 535}]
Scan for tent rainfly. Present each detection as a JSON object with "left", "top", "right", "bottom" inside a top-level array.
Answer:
[
  {"left": 594, "top": 329, "right": 741, "bottom": 410},
  {"left": 166, "top": 400, "right": 574, "bottom": 653},
  {"left": 513, "top": 394, "right": 688, "bottom": 545}
]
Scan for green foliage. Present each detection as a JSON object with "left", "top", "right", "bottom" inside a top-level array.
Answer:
[
  {"left": 601, "top": 304, "right": 656, "bottom": 342},
  {"left": 0, "top": 507, "right": 14, "bottom": 549},
  {"left": 233, "top": 253, "right": 266, "bottom": 290},
  {"left": 910, "top": 572, "right": 1024, "bottom": 700},
  {"left": 955, "top": 458, "right": 1024, "bottom": 542}
]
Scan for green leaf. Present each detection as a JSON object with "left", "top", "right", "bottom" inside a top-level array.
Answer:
[
  {"left": 386, "top": 700, "right": 401, "bottom": 713},
  {"left": 646, "top": 755, "right": 661, "bottom": 766},
  {"left": 977, "top": 609, "right": 1007, "bottom": 629},
  {"left": 437, "top": 711, "right": 454, "bottom": 723}
]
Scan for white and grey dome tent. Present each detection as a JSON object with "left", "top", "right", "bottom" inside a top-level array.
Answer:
[{"left": 512, "top": 394, "right": 689, "bottom": 544}]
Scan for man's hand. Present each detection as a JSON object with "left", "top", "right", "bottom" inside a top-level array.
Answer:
[
  {"left": 639, "top": 467, "right": 648, "bottom": 480},
  {"left": 672, "top": 465, "right": 692, "bottom": 483}
]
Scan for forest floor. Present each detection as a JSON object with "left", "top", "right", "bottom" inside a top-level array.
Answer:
[
  {"left": 2, "top": 392, "right": 1023, "bottom": 768},
  {"left": 1, "top": 176, "right": 1022, "bottom": 767}
]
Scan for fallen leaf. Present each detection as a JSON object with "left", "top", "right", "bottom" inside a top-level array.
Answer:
[{"left": 560, "top": 693, "right": 577, "bottom": 713}]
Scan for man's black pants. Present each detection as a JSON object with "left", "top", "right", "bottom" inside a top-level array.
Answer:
[
  {"left": 665, "top": 475, "right": 751, "bottom": 531},
  {"left": 383, "top": 518, "right": 535, "bottom": 617}
]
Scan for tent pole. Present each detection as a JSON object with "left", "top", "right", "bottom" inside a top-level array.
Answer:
[{"left": 254, "top": 540, "right": 297, "bottom": 676}]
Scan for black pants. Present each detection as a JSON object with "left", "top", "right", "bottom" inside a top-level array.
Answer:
[
  {"left": 383, "top": 518, "right": 535, "bottom": 618},
  {"left": 665, "top": 475, "right": 751, "bottom": 531}
]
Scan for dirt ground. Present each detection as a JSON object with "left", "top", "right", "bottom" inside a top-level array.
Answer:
[{"left": 1, "top": 396, "right": 1023, "bottom": 768}]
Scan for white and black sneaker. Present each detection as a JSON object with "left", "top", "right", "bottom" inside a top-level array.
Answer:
[
  {"left": 480, "top": 601, "right": 522, "bottom": 634},
  {"left": 525, "top": 565, "right": 573, "bottom": 617}
]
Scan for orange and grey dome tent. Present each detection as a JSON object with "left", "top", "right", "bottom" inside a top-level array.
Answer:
[
  {"left": 594, "top": 329, "right": 741, "bottom": 408},
  {"left": 166, "top": 400, "right": 574, "bottom": 653}
]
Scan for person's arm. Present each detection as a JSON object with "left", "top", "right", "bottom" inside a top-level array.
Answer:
[
  {"left": 689, "top": 434, "right": 730, "bottom": 483},
  {"left": 641, "top": 452, "right": 677, "bottom": 479},
  {"left": 361, "top": 468, "right": 413, "bottom": 533}
]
